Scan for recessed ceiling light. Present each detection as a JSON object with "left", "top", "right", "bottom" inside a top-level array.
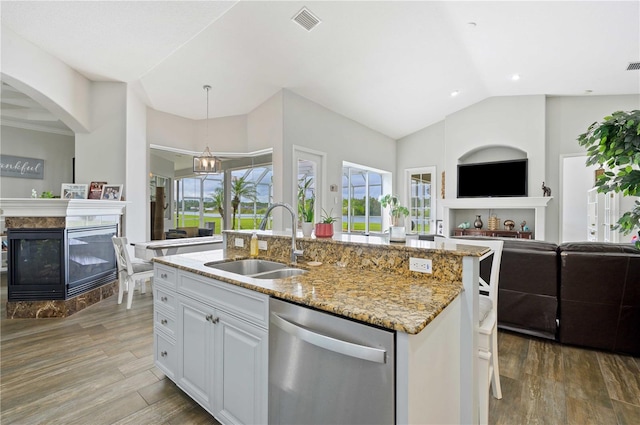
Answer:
[
  {"left": 511, "top": 74, "right": 520, "bottom": 81},
  {"left": 451, "top": 90, "right": 460, "bottom": 97},
  {"left": 467, "top": 22, "right": 477, "bottom": 27}
]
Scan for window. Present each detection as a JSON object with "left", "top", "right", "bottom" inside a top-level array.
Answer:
[{"left": 230, "top": 165, "right": 272, "bottom": 230}]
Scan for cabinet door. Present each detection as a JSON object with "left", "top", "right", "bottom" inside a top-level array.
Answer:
[
  {"left": 213, "top": 311, "right": 268, "bottom": 425},
  {"left": 177, "top": 297, "right": 215, "bottom": 410}
]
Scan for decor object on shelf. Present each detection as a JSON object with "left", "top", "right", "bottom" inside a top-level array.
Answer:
[
  {"left": 458, "top": 221, "right": 471, "bottom": 229},
  {"left": 193, "top": 85, "right": 222, "bottom": 174},
  {"left": 474, "top": 215, "right": 483, "bottom": 229},
  {"left": 520, "top": 220, "right": 527, "bottom": 231},
  {"left": 488, "top": 214, "right": 499, "bottom": 231},
  {"left": 88, "top": 181, "right": 107, "bottom": 199},
  {"left": 503, "top": 219, "right": 515, "bottom": 231},
  {"left": 542, "top": 181, "right": 552, "bottom": 197},
  {"left": 100, "top": 184, "right": 122, "bottom": 200},
  {"left": 31, "top": 189, "right": 37, "bottom": 198},
  {"left": 315, "top": 209, "right": 337, "bottom": 238},
  {"left": 61, "top": 183, "right": 88, "bottom": 199},
  {"left": 577, "top": 109, "right": 640, "bottom": 236}
]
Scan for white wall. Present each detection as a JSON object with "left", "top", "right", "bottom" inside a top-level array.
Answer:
[
  {"left": 561, "top": 155, "right": 599, "bottom": 242},
  {"left": 147, "top": 109, "right": 197, "bottom": 151},
  {"left": 0, "top": 126, "right": 74, "bottom": 197},
  {"left": 282, "top": 90, "right": 396, "bottom": 221},
  {"left": 1, "top": 25, "right": 90, "bottom": 133},
  {"left": 398, "top": 94, "right": 640, "bottom": 242},
  {"left": 546, "top": 94, "right": 640, "bottom": 242}
]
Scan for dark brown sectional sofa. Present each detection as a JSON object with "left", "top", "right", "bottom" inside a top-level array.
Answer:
[{"left": 425, "top": 235, "right": 640, "bottom": 356}]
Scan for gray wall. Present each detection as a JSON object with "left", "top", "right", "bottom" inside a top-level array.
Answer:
[{"left": 0, "top": 125, "right": 74, "bottom": 198}]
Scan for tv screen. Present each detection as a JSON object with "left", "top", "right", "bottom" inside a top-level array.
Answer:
[{"left": 457, "top": 159, "right": 528, "bottom": 198}]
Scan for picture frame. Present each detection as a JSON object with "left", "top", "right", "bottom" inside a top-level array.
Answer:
[
  {"left": 88, "top": 181, "right": 107, "bottom": 199},
  {"left": 61, "top": 183, "right": 88, "bottom": 199},
  {"left": 100, "top": 184, "right": 123, "bottom": 201}
]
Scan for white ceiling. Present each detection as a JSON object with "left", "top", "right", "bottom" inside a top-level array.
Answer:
[{"left": 1, "top": 1, "right": 639, "bottom": 140}]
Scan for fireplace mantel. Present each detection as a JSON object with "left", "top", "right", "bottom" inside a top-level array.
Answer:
[
  {"left": 441, "top": 197, "right": 553, "bottom": 240},
  {"left": 0, "top": 198, "right": 127, "bottom": 218}
]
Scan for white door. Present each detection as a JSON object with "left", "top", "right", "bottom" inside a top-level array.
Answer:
[
  {"left": 406, "top": 167, "right": 437, "bottom": 234},
  {"left": 293, "top": 146, "right": 326, "bottom": 223}
]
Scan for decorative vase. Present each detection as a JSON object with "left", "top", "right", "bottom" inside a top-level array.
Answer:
[
  {"left": 474, "top": 215, "right": 483, "bottom": 229},
  {"left": 389, "top": 226, "right": 406, "bottom": 242},
  {"left": 315, "top": 223, "right": 334, "bottom": 238},
  {"left": 301, "top": 222, "right": 314, "bottom": 237}
]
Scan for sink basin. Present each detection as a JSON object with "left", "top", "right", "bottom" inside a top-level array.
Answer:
[
  {"left": 205, "top": 259, "right": 288, "bottom": 275},
  {"left": 252, "top": 268, "right": 307, "bottom": 279},
  {"left": 204, "top": 259, "right": 306, "bottom": 279}
]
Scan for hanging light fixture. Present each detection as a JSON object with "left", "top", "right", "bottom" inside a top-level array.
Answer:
[{"left": 193, "top": 85, "right": 222, "bottom": 174}]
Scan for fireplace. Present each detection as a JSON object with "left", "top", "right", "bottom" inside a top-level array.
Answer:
[{"left": 8, "top": 224, "right": 117, "bottom": 301}]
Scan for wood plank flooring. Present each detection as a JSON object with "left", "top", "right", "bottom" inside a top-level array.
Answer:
[{"left": 2, "top": 273, "right": 639, "bottom": 424}]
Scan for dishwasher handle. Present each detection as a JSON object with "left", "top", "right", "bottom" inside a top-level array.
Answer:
[{"left": 270, "top": 312, "right": 387, "bottom": 364}]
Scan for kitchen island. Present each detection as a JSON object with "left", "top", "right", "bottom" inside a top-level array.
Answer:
[{"left": 152, "top": 230, "right": 486, "bottom": 424}]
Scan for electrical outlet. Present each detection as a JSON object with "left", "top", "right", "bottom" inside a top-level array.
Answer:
[
  {"left": 258, "top": 240, "right": 268, "bottom": 250},
  {"left": 235, "top": 238, "right": 244, "bottom": 248},
  {"left": 409, "top": 257, "right": 432, "bottom": 274}
]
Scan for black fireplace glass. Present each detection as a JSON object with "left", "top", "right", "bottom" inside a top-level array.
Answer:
[
  {"left": 8, "top": 228, "right": 65, "bottom": 300},
  {"left": 66, "top": 225, "right": 117, "bottom": 296}
]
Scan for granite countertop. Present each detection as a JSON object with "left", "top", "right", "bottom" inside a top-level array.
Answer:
[{"left": 153, "top": 236, "right": 487, "bottom": 334}]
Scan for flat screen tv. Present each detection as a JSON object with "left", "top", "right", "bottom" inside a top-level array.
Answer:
[{"left": 457, "top": 159, "right": 528, "bottom": 198}]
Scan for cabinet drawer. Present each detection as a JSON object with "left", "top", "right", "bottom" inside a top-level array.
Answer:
[
  {"left": 155, "top": 332, "right": 176, "bottom": 380},
  {"left": 155, "top": 265, "right": 177, "bottom": 289},
  {"left": 178, "top": 271, "right": 269, "bottom": 328},
  {"left": 155, "top": 308, "right": 176, "bottom": 338},
  {"left": 154, "top": 286, "right": 177, "bottom": 315}
]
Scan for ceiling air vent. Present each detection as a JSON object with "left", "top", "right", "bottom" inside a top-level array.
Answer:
[
  {"left": 292, "top": 7, "right": 321, "bottom": 32},
  {"left": 626, "top": 62, "right": 640, "bottom": 71}
]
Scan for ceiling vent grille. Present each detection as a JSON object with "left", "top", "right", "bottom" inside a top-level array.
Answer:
[
  {"left": 626, "top": 62, "right": 640, "bottom": 70},
  {"left": 292, "top": 7, "right": 321, "bottom": 32}
]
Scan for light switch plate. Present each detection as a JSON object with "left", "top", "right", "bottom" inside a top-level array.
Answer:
[
  {"left": 235, "top": 238, "right": 244, "bottom": 247},
  {"left": 258, "top": 240, "right": 268, "bottom": 250}
]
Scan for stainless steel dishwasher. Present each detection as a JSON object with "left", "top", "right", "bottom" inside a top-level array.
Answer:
[{"left": 269, "top": 298, "right": 395, "bottom": 425}]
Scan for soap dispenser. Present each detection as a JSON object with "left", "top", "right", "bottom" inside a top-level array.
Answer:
[{"left": 250, "top": 232, "right": 259, "bottom": 257}]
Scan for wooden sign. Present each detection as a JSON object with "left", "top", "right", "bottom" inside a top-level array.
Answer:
[{"left": 0, "top": 155, "right": 44, "bottom": 179}]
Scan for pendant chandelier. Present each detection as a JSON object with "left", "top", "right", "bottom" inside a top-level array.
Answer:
[{"left": 193, "top": 85, "right": 221, "bottom": 174}]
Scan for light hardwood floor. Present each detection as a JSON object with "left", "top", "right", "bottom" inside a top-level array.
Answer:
[{"left": 1, "top": 274, "right": 639, "bottom": 424}]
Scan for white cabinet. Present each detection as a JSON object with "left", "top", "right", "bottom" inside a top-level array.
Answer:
[
  {"left": 154, "top": 264, "right": 268, "bottom": 425},
  {"left": 587, "top": 188, "right": 619, "bottom": 242},
  {"left": 153, "top": 264, "right": 178, "bottom": 380}
]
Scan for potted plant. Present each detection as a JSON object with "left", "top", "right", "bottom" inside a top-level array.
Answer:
[
  {"left": 577, "top": 110, "right": 640, "bottom": 247},
  {"left": 298, "top": 176, "right": 315, "bottom": 237},
  {"left": 380, "top": 194, "right": 410, "bottom": 241},
  {"left": 315, "top": 209, "right": 337, "bottom": 238}
]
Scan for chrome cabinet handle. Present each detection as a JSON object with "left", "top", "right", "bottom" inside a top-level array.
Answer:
[
  {"left": 161, "top": 296, "right": 168, "bottom": 302},
  {"left": 160, "top": 351, "right": 167, "bottom": 357},
  {"left": 205, "top": 314, "right": 220, "bottom": 324},
  {"left": 161, "top": 319, "right": 167, "bottom": 325},
  {"left": 161, "top": 273, "right": 168, "bottom": 279}
]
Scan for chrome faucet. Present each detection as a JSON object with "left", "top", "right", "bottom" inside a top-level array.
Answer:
[{"left": 259, "top": 202, "right": 304, "bottom": 264}]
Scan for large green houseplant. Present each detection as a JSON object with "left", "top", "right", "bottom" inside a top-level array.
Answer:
[{"left": 577, "top": 109, "right": 640, "bottom": 241}]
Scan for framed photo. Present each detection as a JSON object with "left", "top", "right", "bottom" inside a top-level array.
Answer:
[
  {"left": 88, "top": 181, "right": 107, "bottom": 199},
  {"left": 436, "top": 219, "right": 444, "bottom": 236},
  {"left": 61, "top": 183, "right": 88, "bottom": 199},
  {"left": 100, "top": 184, "right": 123, "bottom": 201}
]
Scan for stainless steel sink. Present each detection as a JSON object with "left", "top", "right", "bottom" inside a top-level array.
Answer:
[
  {"left": 205, "top": 259, "right": 287, "bottom": 275},
  {"left": 204, "top": 259, "right": 307, "bottom": 279},
  {"left": 252, "top": 268, "right": 307, "bottom": 279}
]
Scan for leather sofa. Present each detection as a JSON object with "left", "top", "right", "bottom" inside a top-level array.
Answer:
[
  {"left": 558, "top": 242, "right": 640, "bottom": 355},
  {"left": 165, "top": 226, "right": 214, "bottom": 239},
  {"left": 440, "top": 235, "right": 639, "bottom": 356}
]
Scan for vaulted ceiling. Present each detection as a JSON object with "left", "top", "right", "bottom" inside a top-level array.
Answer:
[{"left": 1, "top": 1, "right": 639, "bottom": 140}]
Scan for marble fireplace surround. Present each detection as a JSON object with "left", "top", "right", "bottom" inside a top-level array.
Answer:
[{"left": 1, "top": 199, "right": 127, "bottom": 318}]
